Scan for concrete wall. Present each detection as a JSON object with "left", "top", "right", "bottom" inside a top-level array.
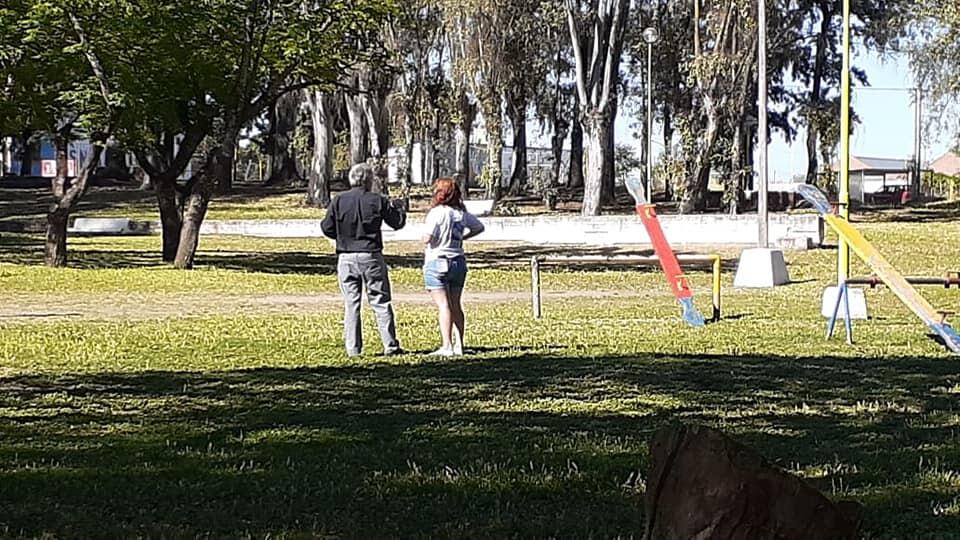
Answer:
[{"left": 195, "top": 213, "right": 823, "bottom": 249}]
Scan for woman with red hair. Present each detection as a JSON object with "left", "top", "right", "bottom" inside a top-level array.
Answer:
[{"left": 421, "top": 178, "right": 485, "bottom": 356}]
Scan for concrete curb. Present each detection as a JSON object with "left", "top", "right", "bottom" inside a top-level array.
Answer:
[
  {"left": 190, "top": 214, "right": 824, "bottom": 249},
  {"left": 10, "top": 213, "right": 823, "bottom": 249}
]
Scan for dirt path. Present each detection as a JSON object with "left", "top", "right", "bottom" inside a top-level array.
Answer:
[{"left": 0, "top": 290, "right": 659, "bottom": 322}]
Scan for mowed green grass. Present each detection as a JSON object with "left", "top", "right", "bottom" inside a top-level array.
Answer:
[{"left": 0, "top": 214, "right": 959, "bottom": 537}]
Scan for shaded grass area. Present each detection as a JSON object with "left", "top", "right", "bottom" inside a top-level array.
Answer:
[{"left": 1, "top": 307, "right": 959, "bottom": 537}]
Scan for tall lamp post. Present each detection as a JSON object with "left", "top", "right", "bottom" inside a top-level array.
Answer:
[
  {"left": 838, "top": 0, "right": 851, "bottom": 283},
  {"left": 732, "top": 0, "right": 789, "bottom": 288},
  {"left": 642, "top": 27, "right": 659, "bottom": 201},
  {"left": 757, "top": 0, "right": 768, "bottom": 248}
]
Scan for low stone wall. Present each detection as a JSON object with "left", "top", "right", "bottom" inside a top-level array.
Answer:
[{"left": 194, "top": 213, "right": 824, "bottom": 249}]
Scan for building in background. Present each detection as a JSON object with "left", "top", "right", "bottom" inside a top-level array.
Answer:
[
  {"left": 930, "top": 150, "right": 960, "bottom": 178},
  {"left": 833, "top": 155, "right": 914, "bottom": 204}
]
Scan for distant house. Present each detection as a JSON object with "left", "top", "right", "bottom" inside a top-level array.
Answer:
[
  {"left": 930, "top": 150, "right": 960, "bottom": 178},
  {"left": 1, "top": 137, "right": 93, "bottom": 177},
  {"left": 832, "top": 156, "right": 914, "bottom": 204},
  {"left": 2, "top": 135, "right": 192, "bottom": 181}
]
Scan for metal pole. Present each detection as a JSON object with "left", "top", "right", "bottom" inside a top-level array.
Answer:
[
  {"left": 838, "top": 0, "right": 851, "bottom": 282},
  {"left": 914, "top": 87, "right": 922, "bottom": 198},
  {"left": 647, "top": 41, "right": 654, "bottom": 201},
  {"left": 712, "top": 255, "right": 722, "bottom": 322},
  {"left": 757, "top": 0, "right": 769, "bottom": 248},
  {"left": 531, "top": 256, "right": 542, "bottom": 319}
]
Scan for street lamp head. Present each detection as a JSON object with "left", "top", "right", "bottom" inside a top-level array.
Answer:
[{"left": 642, "top": 27, "right": 660, "bottom": 44}]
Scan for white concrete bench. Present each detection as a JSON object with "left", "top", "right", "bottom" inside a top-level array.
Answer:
[
  {"left": 465, "top": 199, "right": 495, "bottom": 216},
  {"left": 69, "top": 217, "right": 149, "bottom": 235}
]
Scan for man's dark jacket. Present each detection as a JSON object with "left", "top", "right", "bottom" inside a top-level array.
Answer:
[{"left": 321, "top": 187, "right": 406, "bottom": 253}]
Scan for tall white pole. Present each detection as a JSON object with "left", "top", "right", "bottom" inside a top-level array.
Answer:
[
  {"left": 914, "top": 86, "right": 922, "bottom": 197},
  {"left": 647, "top": 41, "right": 654, "bottom": 200},
  {"left": 757, "top": 0, "right": 769, "bottom": 248},
  {"left": 838, "top": 0, "right": 851, "bottom": 282}
]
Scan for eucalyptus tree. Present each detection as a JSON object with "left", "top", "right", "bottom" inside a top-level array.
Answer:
[
  {"left": 304, "top": 90, "right": 337, "bottom": 207},
  {"left": 441, "top": 0, "right": 512, "bottom": 200},
  {"left": 389, "top": 1, "right": 448, "bottom": 190},
  {"left": 261, "top": 90, "right": 305, "bottom": 186},
  {"left": 564, "top": 0, "right": 632, "bottom": 216},
  {"left": 502, "top": 1, "right": 568, "bottom": 196},
  {"left": 532, "top": 53, "right": 576, "bottom": 190},
  {"left": 910, "top": 0, "right": 960, "bottom": 145}
]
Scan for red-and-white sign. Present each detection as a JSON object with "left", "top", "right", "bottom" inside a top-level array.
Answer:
[{"left": 40, "top": 160, "right": 78, "bottom": 177}]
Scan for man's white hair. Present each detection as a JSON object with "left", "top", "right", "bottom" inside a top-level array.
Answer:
[{"left": 348, "top": 164, "right": 372, "bottom": 187}]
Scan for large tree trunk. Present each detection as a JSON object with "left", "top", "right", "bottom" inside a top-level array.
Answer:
[
  {"left": 155, "top": 177, "right": 183, "bottom": 262},
  {"left": 214, "top": 145, "right": 234, "bottom": 195},
  {"left": 601, "top": 96, "right": 617, "bottom": 204},
  {"left": 345, "top": 92, "right": 369, "bottom": 166},
  {"left": 550, "top": 117, "right": 569, "bottom": 188},
  {"left": 45, "top": 132, "right": 104, "bottom": 267},
  {"left": 45, "top": 208, "right": 69, "bottom": 267},
  {"left": 479, "top": 93, "right": 503, "bottom": 201},
  {"left": 454, "top": 93, "right": 476, "bottom": 197},
  {"left": 663, "top": 106, "right": 674, "bottom": 200},
  {"left": 581, "top": 109, "right": 612, "bottom": 216},
  {"left": 103, "top": 144, "right": 129, "bottom": 181},
  {"left": 264, "top": 90, "right": 303, "bottom": 186},
  {"left": 454, "top": 126, "right": 470, "bottom": 196},
  {"left": 680, "top": 105, "right": 720, "bottom": 214},
  {"left": 0, "top": 137, "right": 8, "bottom": 175},
  {"left": 175, "top": 177, "right": 209, "bottom": 270},
  {"left": 403, "top": 120, "right": 414, "bottom": 190},
  {"left": 360, "top": 71, "right": 391, "bottom": 195},
  {"left": 18, "top": 130, "right": 33, "bottom": 177},
  {"left": 728, "top": 122, "right": 744, "bottom": 214},
  {"left": 805, "top": 3, "right": 831, "bottom": 185},
  {"left": 361, "top": 72, "right": 391, "bottom": 159},
  {"left": 45, "top": 135, "right": 73, "bottom": 267},
  {"left": 306, "top": 90, "right": 334, "bottom": 208},
  {"left": 174, "top": 129, "right": 239, "bottom": 269},
  {"left": 507, "top": 95, "right": 528, "bottom": 196},
  {"left": 568, "top": 99, "right": 584, "bottom": 189},
  {"left": 136, "top": 128, "right": 206, "bottom": 263}
]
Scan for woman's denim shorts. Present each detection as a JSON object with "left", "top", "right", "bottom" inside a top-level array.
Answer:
[{"left": 423, "top": 255, "right": 467, "bottom": 290}]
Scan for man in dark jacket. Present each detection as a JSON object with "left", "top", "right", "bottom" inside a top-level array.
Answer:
[{"left": 321, "top": 164, "right": 407, "bottom": 356}]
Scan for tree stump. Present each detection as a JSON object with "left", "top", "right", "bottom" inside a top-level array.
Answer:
[{"left": 643, "top": 424, "right": 862, "bottom": 540}]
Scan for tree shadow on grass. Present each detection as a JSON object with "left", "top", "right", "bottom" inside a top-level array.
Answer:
[
  {"left": 0, "top": 184, "right": 312, "bottom": 227},
  {"left": 0, "top": 352, "right": 958, "bottom": 537},
  {"left": 0, "top": 237, "right": 740, "bottom": 277}
]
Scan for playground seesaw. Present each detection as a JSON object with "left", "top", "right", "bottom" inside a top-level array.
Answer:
[
  {"left": 529, "top": 254, "right": 722, "bottom": 323},
  {"left": 527, "top": 176, "right": 718, "bottom": 328},
  {"left": 796, "top": 184, "right": 960, "bottom": 355}
]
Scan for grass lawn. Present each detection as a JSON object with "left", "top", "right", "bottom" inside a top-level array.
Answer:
[
  {"left": 0, "top": 182, "right": 576, "bottom": 224},
  {"left": 0, "top": 211, "right": 958, "bottom": 537}
]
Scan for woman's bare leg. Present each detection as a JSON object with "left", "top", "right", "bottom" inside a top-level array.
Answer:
[
  {"left": 429, "top": 288, "right": 453, "bottom": 350},
  {"left": 448, "top": 287, "right": 465, "bottom": 354}
]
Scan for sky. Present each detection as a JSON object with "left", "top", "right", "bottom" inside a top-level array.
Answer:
[{"left": 611, "top": 47, "right": 956, "bottom": 185}]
